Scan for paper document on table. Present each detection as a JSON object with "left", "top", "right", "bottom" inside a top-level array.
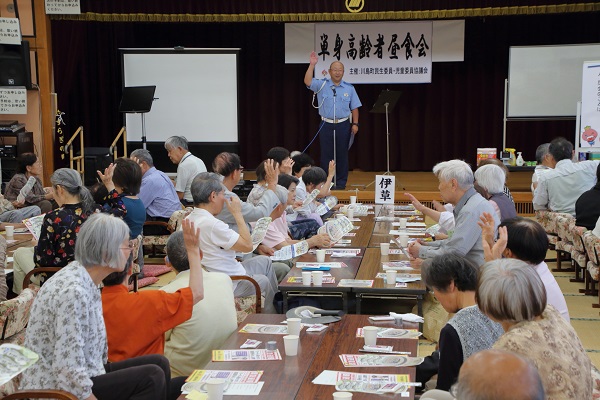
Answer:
[
  {"left": 296, "top": 262, "right": 345, "bottom": 269},
  {"left": 389, "top": 229, "right": 426, "bottom": 235},
  {"left": 186, "top": 369, "right": 263, "bottom": 384},
  {"left": 22, "top": 214, "right": 46, "bottom": 240},
  {"left": 212, "top": 349, "right": 282, "bottom": 362},
  {"left": 271, "top": 240, "right": 309, "bottom": 261},
  {"left": 288, "top": 276, "right": 335, "bottom": 284},
  {"left": 382, "top": 261, "right": 413, "bottom": 270},
  {"left": 182, "top": 382, "right": 264, "bottom": 396},
  {"left": 356, "top": 328, "right": 422, "bottom": 339},
  {"left": 312, "top": 370, "right": 410, "bottom": 386},
  {"left": 239, "top": 324, "right": 290, "bottom": 334},
  {"left": 0, "top": 344, "right": 39, "bottom": 386},
  {"left": 340, "top": 354, "right": 424, "bottom": 367},
  {"left": 338, "top": 279, "right": 373, "bottom": 287},
  {"left": 392, "top": 222, "right": 426, "bottom": 228}
]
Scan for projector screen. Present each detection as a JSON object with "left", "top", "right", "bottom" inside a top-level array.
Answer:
[
  {"left": 507, "top": 44, "right": 600, "bottom": 118},
  {"left": 120, "top": 48, "right": 239, "bottom": 142}
]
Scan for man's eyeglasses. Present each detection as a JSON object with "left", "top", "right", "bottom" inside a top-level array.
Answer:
[{"left": 120, "top": 240, "right": 135, "bottom": 251}]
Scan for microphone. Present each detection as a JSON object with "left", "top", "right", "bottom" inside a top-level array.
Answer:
[{"left": 332, "top": 86, "right": 337, "bottom": 97}]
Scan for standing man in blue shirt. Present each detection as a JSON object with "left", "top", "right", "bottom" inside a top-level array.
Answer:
[
  {"left": 131, "top": 148, "right": 182, "bottom": 235},
  {"left": 304, "top": 51, "right": 362, "bottom": 190}
]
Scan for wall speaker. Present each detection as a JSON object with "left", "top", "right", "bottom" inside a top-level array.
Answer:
[{"left": 0, "top": 40, "right": 32, "bottom": 89}]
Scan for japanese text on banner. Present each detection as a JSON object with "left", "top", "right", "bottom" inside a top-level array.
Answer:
[{"left": 314, "top": 22, "right": 432, "bottom": 84}]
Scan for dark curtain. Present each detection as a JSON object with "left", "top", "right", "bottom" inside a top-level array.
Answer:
[{"left": 51, "top": 12, "right": 600, "bottom": 172}]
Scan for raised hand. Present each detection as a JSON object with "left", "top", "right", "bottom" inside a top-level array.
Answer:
[
  {"left": 264, "top": 159, "right": 278, "bottom": 189},
  {"left": 280, "top": 158, "right": 294, "bottom": 175},
  {"left": 404, "top": 192, "right": 425, "bottom": 212},
  {"left": 309, "top": 51, "right": 318, "bottom": 65},
  {"left": 225, "top": 195, "right": 243, "bottom": 216},
  {"left": 181, "top": 218, "right": 201, "bottom": 253},
  {"left": 97, "top": 164, "right": 115, "bottom": 186},
  {"left": 328, "top": 160, "right": 336, "bottom": 177},
  {"left": 477, "top": 212, "right": 496, "bottom": 251}
]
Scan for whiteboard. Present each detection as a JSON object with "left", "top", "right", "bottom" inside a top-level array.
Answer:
[
  {"left": 508, "top": 44, "right": 600, "bottom": 118},
  {"left": 120, "top": 49, "right": 239, "bottom": 142}
]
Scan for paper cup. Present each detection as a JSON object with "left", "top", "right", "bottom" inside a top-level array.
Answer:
[
  {"left": 399, "top": 217, "right": 408, "bottom": 229},
  {"left": 349, "top": 195, "right": 357, "bottom": 205},
  {"left": 316, "top": 249, "right": 326, "bottom": 263},
  {"left": 333, "top": 392, "right": 353, "bottom": 399},
  {"left": 347, "top": 208, "right": 354, "bottom": 220},
  {"left": 380, "top": 242, "right": 390, "bottom": 256},
  {"left": 399, "top": 234, "right": 409, "bottom": 247},
  {"left": 302, "top": 271, "right": 312, "bottom": 286},
  {"left": 5, "top": 225, "right": 14, "bottom": 240},
  {"left": 205, "top": 378, "right": 226, "bottom": 400},
  {"left": 283, "top": 334, "right": 299, "bottom": 356},
  {"left": 287, "top": 318, "right": 302, "bottom": 336},
  {"left": 363, "top": 326, "right": 379, "bottom": 346},
  {"left": 386, "top": 270, "right": 397, "bottom": 285},
  {"left": 312, "top": 271, "right": 324, "bottom": 286}
]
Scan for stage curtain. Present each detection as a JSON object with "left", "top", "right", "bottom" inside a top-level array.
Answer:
[{"left": 51, "top": 12, "right": 600, "bottom": 172}]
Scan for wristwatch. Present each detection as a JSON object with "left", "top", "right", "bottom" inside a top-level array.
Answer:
[{"left": 352, "top": 123, "right": 359, "bottom": 126}]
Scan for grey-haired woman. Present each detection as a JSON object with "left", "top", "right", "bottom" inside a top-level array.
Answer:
[{"left": 12, "top": 168, "right": 95, "bottom": 293}]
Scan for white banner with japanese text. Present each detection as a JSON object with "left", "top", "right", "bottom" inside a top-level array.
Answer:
[
  {"left": 580, "top": 61, "right": 600, "bottom": 150},
  {"left": 314, "top": 22, "right": 432, "bottom": 84},
  {"left": 375, "top": 175, "right": 395, "bottom": 205}
]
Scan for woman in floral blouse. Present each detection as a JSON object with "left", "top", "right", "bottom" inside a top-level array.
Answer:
[
  {"left": 20, "top": 213, "right": 175, "bottom": 400},
  {"left": 4, "top": 152, "right": 54, "bottom": 213},
  {"left": 12, "top": 168, "right": 95, "bottom": 294}
]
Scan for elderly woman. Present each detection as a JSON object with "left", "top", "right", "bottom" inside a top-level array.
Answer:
[
  {"left": 4, "top": 152, "right": 54, "bottom": 213},
  {"left": 97, "top": 158, "right": 145, "bottom": 239},
  {"left": 19, "top": 213, "right": 179, "bottom": 400},
  {"left": 416, "top": 253, "right": 503, "bottom": 392},
  {"left": 478, "top": 259, "right": 593, "bottom": 399},
  {"left": 474, "top": 164, "right": 517, "bottom": 222},
  {"left": 12, "top": 168, "right": 95, "bottom": 294}
]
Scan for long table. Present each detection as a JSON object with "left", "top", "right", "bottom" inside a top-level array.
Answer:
[{"left": 180, "top": 314, "right": 417, "bottom": 400}]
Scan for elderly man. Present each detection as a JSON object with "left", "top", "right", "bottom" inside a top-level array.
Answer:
[
  {"left": 130, "top": 149, "right": 182, "bottom": 235},
  {"left": 185, "top": 173, "right": 278, "bottom": 313},
  {"left": 164, "top": 136, "right": 207, "bottom": 205},
  {"left": 162, "top": 230, "right": 237, "bottom": 377},
  {"left": 531, "top": 143, "right": 551, "bottom": 193},
  {"left": 304, "top": 51, "right": 361, "bottom": 190},
  {"left": 533, "top": 136, "right": 599, "bottom": 215},
  {"left": 420, "top": 349, "right": 545, "bottom": 400},
  {"left": 407, "top": 160, "right": 498, "bottom": 266}
]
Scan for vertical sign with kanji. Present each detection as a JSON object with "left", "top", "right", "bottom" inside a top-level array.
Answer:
[
  {"left": 0, "top": 88, "right": 27, "bottom": 114},
  {"left": 0, "top": 18, "right": 21, "bottom": 45},
  {"left": 375, "top": 175, "right": 395, "bottom": 205},
  {"left": 580, "top": 61, "right": 600, "bottom": 150},
  {"left": 45, "top": 0, "right": 81, "bottom": 15}
]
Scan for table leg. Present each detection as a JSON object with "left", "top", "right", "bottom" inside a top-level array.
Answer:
[
  {"left": 283, "top": 292, "right": 289, "bottom": 313},
  {"left": 342, "top": 293, "right": 348, "bottom": 313},
  {"left": 356, "top": 294, "right": 362, "bottom": 314},
  {"left": 417, "top": 294, "right": 424, "bottom": 332}
]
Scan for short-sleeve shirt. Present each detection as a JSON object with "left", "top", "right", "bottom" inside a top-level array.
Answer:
[
  {"left": 139, "top": 167, "right": 182, "bottom": 219},
  {"left": 176, "top": 152, "right": 207, "bottom": 202},
  {"left": 261, "top": 213, "right": 289, "bottom": 249},
  {"left": 102, "top": 284, "right": 193, "bottom": 362},
  {"left": 308, "top": 78, "right": 362, "bottom": 120},
  {"left": 185, "top": 208, "right": 246, "bottom": 276}
]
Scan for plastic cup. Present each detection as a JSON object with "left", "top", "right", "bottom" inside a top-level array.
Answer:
[
  {"left": 333, "top": 392, "right": 353, "bottom": 399},
  {"left": 5, "top": 225, "right": 14, "bottom": 240},
  {"left": 302, "top": 271, "right": 312, "bottom": 286},
  {"left": 349, "top": 195, "right": 357, "bottom": 205},
  {"left": 287, "top": 318, "right": 301, "bottom": 336},
  {"left": 312, "top": 271, "right": 324, "bottom": 286},
  {"left": 399, "top": 234, "right": 409, "bottom": 247},
  {"left": 380, "top": 242, "right": 390, "bottom": 256},
  {"left": 347, "top": 208, "right": 354, "bottom": 219},
  {"left": 398, "top": 217, "right": 408, "bottom": 229},
  {"left": 205, "top": 378, "right": 226, "bottom": 400},
  {"left": 283, "top": 335, "right": 299, "bottom": 356},
  {"left": 316, "top": 249, "right": 326, "bottom": 263},
  {"left": 386, "top": 270, "right": 397, "bottom": 285},
  {"left": 363, "top": 326, "right": 379, "bottom": 346}
]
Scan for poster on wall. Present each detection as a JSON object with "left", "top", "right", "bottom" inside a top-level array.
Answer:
[
  {"left": 314, "top": 22, "right": 432, "bottom": 84},
  {"left": 580, "top": 61, "right": 600, "bottom": 150}
]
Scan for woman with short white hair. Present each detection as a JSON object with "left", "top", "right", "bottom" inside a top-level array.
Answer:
[
  {"left": 474, "top": 164, "right": 516, "bottom": 222},
  {"left": 20, "top": 213, "right": 176, "bottom": 400},
  {"left": 478, "top": 258, "right": 593, "bottom": 399}
]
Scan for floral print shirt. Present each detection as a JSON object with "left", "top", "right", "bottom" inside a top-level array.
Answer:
[
  {"left": 34, "top": 203, "right": 88, "bottom": 268},
  {"left": 20, "top": 261, "right": 107, "bottom": 399}
]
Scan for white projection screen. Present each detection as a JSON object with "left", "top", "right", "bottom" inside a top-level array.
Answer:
[
  {"left": 508, "top": 44, "right": 600, "bottom": 118},
  {"left": 120, "top": 48, "right": 239, "bottom": 142}
]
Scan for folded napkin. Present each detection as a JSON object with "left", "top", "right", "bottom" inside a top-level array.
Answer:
[{"left": 389, "top": 312, "right": 424, "bottom": 323}]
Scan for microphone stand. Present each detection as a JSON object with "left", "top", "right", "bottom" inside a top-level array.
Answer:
[{"left": 332, "top": 86, "right": 337, "bottom": 188}]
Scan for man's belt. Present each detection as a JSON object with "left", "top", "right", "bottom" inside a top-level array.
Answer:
[{"left": 321, "top": 117, "right": 349, "bottom": 124}]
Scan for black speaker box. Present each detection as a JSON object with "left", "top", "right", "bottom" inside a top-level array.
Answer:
[
  {"left": 83, "top": 147, "right": 112, "bottom": 187},
  {"left": 0, "top": 40, "right": 32, "bottom": 89}
]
